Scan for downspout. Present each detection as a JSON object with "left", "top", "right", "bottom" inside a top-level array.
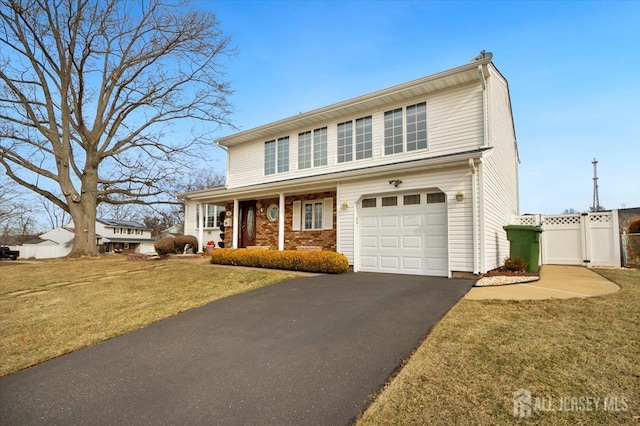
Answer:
[
  {"left": 469, "top": 159, "right": 479, "bottom": 275},
  {"left": 478, "top": 65, "right": 489, "bottom": 149},
  {"left": 478, "top": 158, "right": 486, "bottom": 273}
]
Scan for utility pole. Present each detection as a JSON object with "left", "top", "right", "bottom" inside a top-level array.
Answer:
[{"left": 591, "top": 158, "right": 602, "bottom": 212}]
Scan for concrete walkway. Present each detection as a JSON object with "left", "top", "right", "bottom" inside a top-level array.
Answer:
[{"left": 465, "top": 265, "right": 619, "bottom": 300}]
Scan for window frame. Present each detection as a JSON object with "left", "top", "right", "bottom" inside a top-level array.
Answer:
[
  {"left": 338, "top": 115, "right": 372, "bottom": 163},
  {"left": 337, "top": 121, "right": 353, "bottom": 163},
  {"left": 196, "top": 204, "right": 224, "bottom": 229},
  {"left": 264, "top": 136, "right": 290, "bottom": 175},
  {"left": 303, "top": 199, "right": 325, "bottom": 230},
  {"left": 384, "top": 102, "right": 428, "bottom": 155},
  {"left": 297, "top": 131, "right": 312, "bottom": 169}
]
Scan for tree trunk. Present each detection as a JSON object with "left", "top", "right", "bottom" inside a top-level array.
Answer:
[{"left": 67, "top": 169, "right": 99, "bottom": 257}]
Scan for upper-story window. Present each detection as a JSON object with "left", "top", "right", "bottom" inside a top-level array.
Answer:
[
  {"left": 384, "top": 102, "right": 427, "bottom": 155},
  {"left": 337, "top": 121, "right": 352, "bottom": 163},
  {"left": 265, "top": 136, "right": 290, "bottom": 175},
  {"left": 338, "top": 115, "right": 372, "bottom": 163},
  {"left": 298, "top": 127, "right": 327, "bottom": 169},
  {"left": 355, "top": 116, "right": 373, "bottom": 160},
  {"left": 313, "top": 127, "right": 327, "bottom": 167}
]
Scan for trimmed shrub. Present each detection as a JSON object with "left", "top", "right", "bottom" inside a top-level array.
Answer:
[
  {"left": 504, "top": 255, "right": 528, "bottom": 272},
  {"left": 174, "top": 235, "right": 198, "bottom": 253},
  {"left": 154, "top": 236, "right": 176, "bottom": 255},
  {"left": 210, "top": 249, "right": 349, "bottom": 274}
]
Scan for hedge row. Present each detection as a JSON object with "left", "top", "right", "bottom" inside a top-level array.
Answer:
[
  {"left": 210, "top": 249, "right": 349, "bottom": 274},
  {"left": 154, "top": 235, "right": 199, "bottom": 255}
]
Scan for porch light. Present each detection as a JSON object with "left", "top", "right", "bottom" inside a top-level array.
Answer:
[
  {"left": 456, "top": 190, "right": 465, "bottom": 202},
  {"left": 341, "top": 201, "right": 349, "bottom": 211}
]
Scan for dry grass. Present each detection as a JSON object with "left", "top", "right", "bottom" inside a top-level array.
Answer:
[
  {"left": 0, "top": 256, "right": 301, "bottom": 376},
  {"left": 357, "top": 268, "right": 640, "bottom": 425}
]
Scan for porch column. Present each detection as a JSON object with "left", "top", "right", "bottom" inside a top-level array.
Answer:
[
  {"left": 232, "top": 199, "right": 239, "bottom": 249},
  {"left": 278, "top": 193, "right": 285, "bottom": 251},
  {"left": 197, "top": 202, "right": 204, "bottom": 253}
]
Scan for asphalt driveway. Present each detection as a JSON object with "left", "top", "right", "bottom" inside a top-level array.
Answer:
[{"left": 0, "top": 272, "right": 474, "bottom": 425}]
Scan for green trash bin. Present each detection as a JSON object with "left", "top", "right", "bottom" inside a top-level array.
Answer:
[{"left": 503, "top": 225, "right": 543, "bottom": 272}]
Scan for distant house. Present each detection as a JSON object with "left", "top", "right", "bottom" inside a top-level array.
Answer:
[
  {"left": 17, "top": 219, "right": 154, "bottom": 259},
  {"left": 179, "top": 52, "right": 520, "bottom": 277},
  {"left": 96, "top": 219, "right": 155, "bottom": 254}
]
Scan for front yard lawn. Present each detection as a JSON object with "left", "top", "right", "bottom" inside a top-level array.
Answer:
[
  {"left": 357, "top": 268, "right": 639, "bottom": 425},
  {"left": 0, "top": 257, "right": 301, "bottom": 376}
]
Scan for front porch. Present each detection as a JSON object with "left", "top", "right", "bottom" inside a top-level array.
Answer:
[{"left": 192, "top": 190, "right": 337, "bottom": 253}]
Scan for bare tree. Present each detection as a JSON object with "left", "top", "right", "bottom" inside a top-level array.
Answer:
[
  {"left": 0, "top": 0, "right": 234, "bottom": 256},
  {"left": 0, "top": 174, "right": 37, "bottom": 244},
  {"left": 39, "top": 195, "right": 70, "bottom": 229}
]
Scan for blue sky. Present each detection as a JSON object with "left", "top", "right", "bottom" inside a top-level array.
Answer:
[{"left": 199, "top": 0, "right": 639, "bottom": 214}]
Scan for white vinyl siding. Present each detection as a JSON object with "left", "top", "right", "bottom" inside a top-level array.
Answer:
[
  {"left": 226, "top": 82, "right": 483, "bottom": 188},
  {"left": 481, "top": 66, "right": 519, "bottom": 272}
]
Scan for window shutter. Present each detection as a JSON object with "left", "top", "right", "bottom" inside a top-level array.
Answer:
[
  {"left": 323, "top": 198, "right": 333, "bottom": 230},
  {"left": 292, "top": 200, "right": 301, "bottom": 231}
]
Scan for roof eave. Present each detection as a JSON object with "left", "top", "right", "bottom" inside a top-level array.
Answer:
[{"left": 183, "top": 148, "right": 492, "bottom": 203}]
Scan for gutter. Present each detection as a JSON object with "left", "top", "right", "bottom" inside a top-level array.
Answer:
[
  {"left": 180, "top": 148, "right": 492, "bottom": 202},
  {"left": 469, "top": 158, "right": 479, "bottom": 275}
]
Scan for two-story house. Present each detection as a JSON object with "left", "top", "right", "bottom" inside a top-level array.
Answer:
[{"left": 180, "top": 52, "right": 519, "bottom": 277}]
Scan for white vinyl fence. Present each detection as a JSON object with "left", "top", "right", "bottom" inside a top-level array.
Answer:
[{"left": 515, "top": 211, "right": 621, "bottom": 268}]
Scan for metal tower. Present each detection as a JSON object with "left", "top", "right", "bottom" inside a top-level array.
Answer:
[{"left": 592, "top": 158, "right": 601, "bottom": 212}]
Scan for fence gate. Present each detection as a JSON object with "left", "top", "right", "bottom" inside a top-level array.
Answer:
[{"left": 516, "top": 212, "right": 621, "bottom": 268}]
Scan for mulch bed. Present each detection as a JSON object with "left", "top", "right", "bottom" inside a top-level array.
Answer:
[{"left": 482, "top": 266, "right": 539, "bottom": 277}]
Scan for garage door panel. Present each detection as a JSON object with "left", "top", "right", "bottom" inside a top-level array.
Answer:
[
  {"left": 380, "top": 236, "right": 399, "bottom": 248},
  {"left": 380, "top": 256, "right": 400, "bottom": 269},
  {"left": 360, "top": 236, "right": 378, "bottom": 249},
  {"left": 426, "top": 211, "right": 447, "bottom": 226},
  {"left": 380, "top": 216, "right": 399, "bottom": 228},
  {"left": 402, "top": 257, "right": 423, "bottom": 271},
  {"left": 402, "top": 235, "right": 422, "bottom": 249},
  {"left": 361, "top": 216, "right": 378, "bottom": 228},
  {"left": 360, "top": 256, "right": 378, "bottom": 268},
  {"left": 426, "top": 235, "right": 447, "bottom": 248},
  {"left": 426, "top": 257, "right": 448, "bottom": 273},
  {"left": 402, "top": 214, "right": 422, "bottom": 227}
]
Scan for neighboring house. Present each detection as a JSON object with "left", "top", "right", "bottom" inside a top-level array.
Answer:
[
  {"left": 96, "top": 219, "right": 155, "bottom": 254},
  {"left": 18, "top": 219, "right": 154, "bottom": 258},
  {"left": 179, "top": 52, "right": 519, "bottom": 277}
]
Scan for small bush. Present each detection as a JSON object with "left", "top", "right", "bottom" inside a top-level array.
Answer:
[
  {"left": 154, "top": 236, "right": 176, "bottom": 255},
  {"left": 210, "top": 249, "right": 349, "bottom": 274},
  {"left": 504, "top": 255, "right": 528, "bottom": 272},
  {"left": 174, "top": 235, "right": 198, "bottom": 253}
]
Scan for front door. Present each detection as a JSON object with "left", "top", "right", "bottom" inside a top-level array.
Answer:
[{"left": 239, "top": 201, "right": 257, "bottom": 248}]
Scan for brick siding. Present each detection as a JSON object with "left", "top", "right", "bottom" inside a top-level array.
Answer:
[{"left": 221, "top": 191, "right": 337, "bottom": 251}]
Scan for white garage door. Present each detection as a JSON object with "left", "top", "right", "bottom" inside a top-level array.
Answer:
[{"left": 359, "top": 192, "right": 448, "bottom": 277}]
